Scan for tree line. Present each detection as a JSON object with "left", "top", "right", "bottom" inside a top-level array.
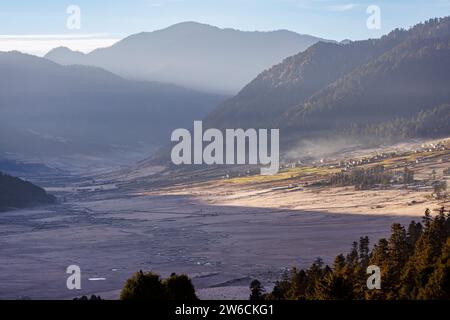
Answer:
[
  {"left": 345, "top": 104, "right": 450, "bottom": 142},
  {"left": 328, "top": 165, "right": 414, "bottom": 190},
  {"left": 252, "top": 208, "right": 449, "bottom": 300}
]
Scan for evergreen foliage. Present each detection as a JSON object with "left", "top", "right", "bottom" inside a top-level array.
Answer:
[
  {"left": 120, "top": 271, "right": 198, "bottom": 301},
  {"left": 329, "top": 165, "right": 413, "bottom": 190},
  {"left": 263, "top": 209, "right": 450, "bottom": 300},
  {"left": 0, "top": 171, "right": 56, "bottom": 211}
]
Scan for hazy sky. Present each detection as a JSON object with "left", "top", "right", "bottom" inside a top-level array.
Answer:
[{"left": 1, "top": 0, "right": 449, "bottom": 56}]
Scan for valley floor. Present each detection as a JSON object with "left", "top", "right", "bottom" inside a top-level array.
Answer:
[
  {"left": 0, "top": 192, "right": 415, "bottom": 300},
  {"left": 1, "top": 138, "right": 449, "bottom": 300}
]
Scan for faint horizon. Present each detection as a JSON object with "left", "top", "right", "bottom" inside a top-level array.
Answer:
[
  {"left": 0, "top": 0, "right": 449, "bottom": 56},
  {"left": 0, "top": 33, "right": 120, "bottom": 57},
  {"left": 0, "top": 21, "right": 332, "bottom": 57}
]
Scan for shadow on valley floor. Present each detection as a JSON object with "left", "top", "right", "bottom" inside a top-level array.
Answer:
[{"left": 0, "top": 193, "right": 418, "bottom": 300}]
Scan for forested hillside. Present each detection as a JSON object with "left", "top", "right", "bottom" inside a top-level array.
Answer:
[
  {"left": 206, "top": 17, "right": 450, "bottom": 149},
  {"left": 0, "top": 172, "right": 56, "bottom": 211}
]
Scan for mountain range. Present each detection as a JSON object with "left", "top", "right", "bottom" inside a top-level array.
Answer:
[
  {"left": 0, "top": 51, "right": 224, "bottom": 165},
  {"left": 3, "top": 18, "right": 450, "bottom": 171},
  {"left": 205, "top": 17, "right": 450, "bottom": 152},
  {"left": 44, "top": 22, "right": 329, "bottom": 94}
]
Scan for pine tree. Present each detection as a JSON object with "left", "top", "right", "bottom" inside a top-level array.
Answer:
[
  {"left": 164, "top": 273, "right": 198, "bottom": 300},
  {"left": 333, "top": 254, "right": 346, "bottom": 276},
  {"left": 314, "top": 272, "right": 354, "bottom": 300},
  {"left": 368, "top": 238, "right": 389, "bottom": 299},
  {"left": 384, "top": 224, "right": 409, "bottom": 298},
  {"left": 120, "top": 271, "right": 166, "bottom": 300},
  {"left": 359, "top": 236, "right": 370, "bottom": 269},
  {"left": 406, "top": 221, "right": 422, "bottom": 254},
  {"left": 249, "top": 280, "right": 265, "bottom": 301},
  {"left": 418, "top": 238, "right": 450, "bottom": 299},
  {"left": 286, "top": 268, "right": 308, "bottom": 300},
  {"left": 346, "top": 242, "right": 359, "bottom": 270}
]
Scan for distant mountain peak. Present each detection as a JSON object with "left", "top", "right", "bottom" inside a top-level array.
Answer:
[
  {"left": 44, "top": 22, "right": 330, "bottom": 94},
  {"left": 44, "top": 46, "right": 85, "bottom": 65},
  {"left": 47, "top": 46, "right": 74, "bottom": 53},
  {"left": 339, "top": 39, "right": 352, "bottom": 45},
  {"left": 206, "top": 16, "right": 450, "bottom": 147},
  {"left": 164, "top": 21, "right": 219, "bottom": 31}
]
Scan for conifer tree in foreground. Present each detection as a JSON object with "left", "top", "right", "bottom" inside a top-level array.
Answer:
[{"left": 263, "top": 209, "right": 450, "bottom": 300}]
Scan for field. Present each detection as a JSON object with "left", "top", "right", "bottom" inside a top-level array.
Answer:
[{"left": 145, "top": 138, "right": 450, "bottom": 218}]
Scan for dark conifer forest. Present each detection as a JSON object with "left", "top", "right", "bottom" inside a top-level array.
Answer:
[
  {"left": 255, "top": 209, "right": 450, "bottom": 300},
  {"left": 0, "top": 172, "right": 56, "bottom": 211}
]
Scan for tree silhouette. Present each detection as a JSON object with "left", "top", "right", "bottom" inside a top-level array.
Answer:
[
  {"left": 261, "top": 209, "right": 450, "bottom": 300},
  {"left": 249, "top": 280, "right": 265, "bottom": 301}
]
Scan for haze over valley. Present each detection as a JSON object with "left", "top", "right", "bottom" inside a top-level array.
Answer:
[
  {"left": 45, "top": 22, "right": 329, "bottom": 95},
  {"left": 1, "top": 15, "right": 450, "bottom": 300}
]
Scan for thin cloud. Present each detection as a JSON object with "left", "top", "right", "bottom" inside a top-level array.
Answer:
[
  {"left": 0, "top": 33, "right": 116, "bottom": 40},
  {"left": 327, "top": 3, "right": 358, "bottom": 12},
  {"left": 0, "top": 34, "right": 120, "bottom": 57}
]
